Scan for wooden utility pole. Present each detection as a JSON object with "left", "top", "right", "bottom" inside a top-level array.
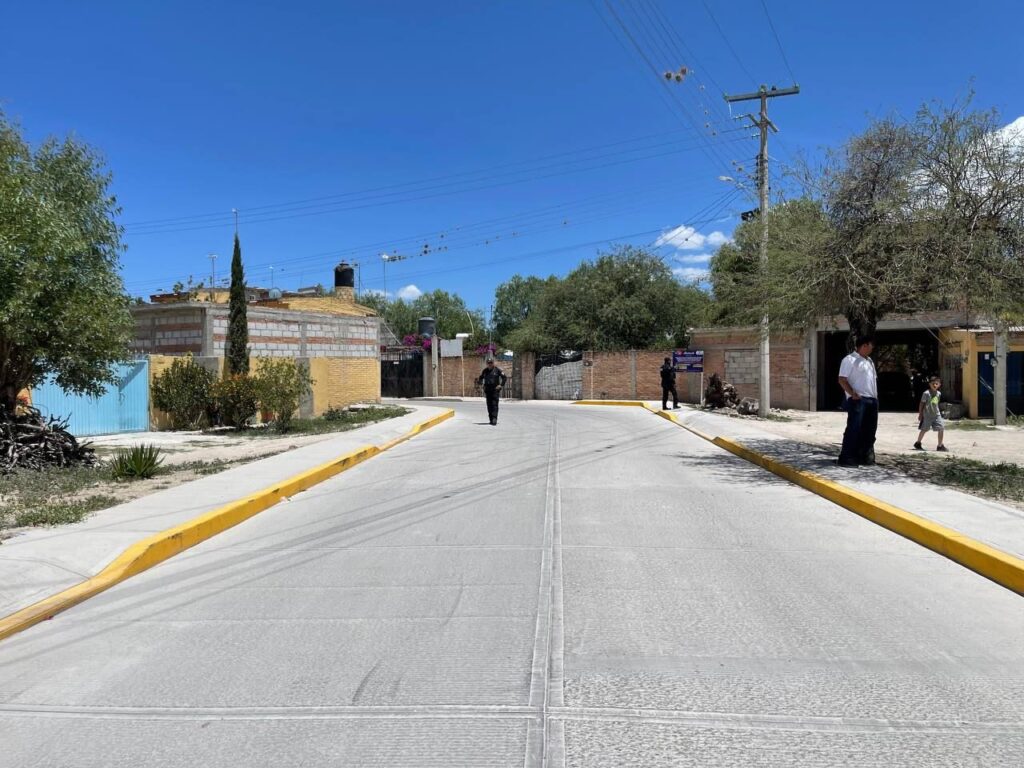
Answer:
[{"left": 724, "top": 84, "right": 799, "bottom": 417}]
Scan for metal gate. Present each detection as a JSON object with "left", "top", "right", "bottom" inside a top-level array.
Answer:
[
  {"left": 32, "top": 360, "right": 150, "bottom": 436},
  {"left": 381, "top": 348, "right": 424, "bottom": 398},
  {"left": 978, "top": 351, "right": 1023, "bottom": 418}
]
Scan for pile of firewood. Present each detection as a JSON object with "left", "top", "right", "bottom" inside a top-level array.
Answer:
[
  {"left": 0, "top": 405, "right": 96, "bottom": 473},
  {"left": 704, "top": 373, "right": 740, "bottom": 409}
]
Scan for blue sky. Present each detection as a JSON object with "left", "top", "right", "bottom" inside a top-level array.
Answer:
[{"left": 4, "top": 0, "right": 1022, "bottom": 312}]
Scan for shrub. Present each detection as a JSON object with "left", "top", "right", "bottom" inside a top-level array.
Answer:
[
  {"left": 110, "top": 444, "right": 164, "bottom": 480},
  {"left": 151, "top": 356, "right": 216, "bottom": 429},
  {"left": 214, "top": 374, "right": 259, "bottom": 428},
  {"left": 322, "top": 404, "right": 348, "bottom": 421},
  {"left": 253, "top": 358, "right": 314, "bottom": 431}
]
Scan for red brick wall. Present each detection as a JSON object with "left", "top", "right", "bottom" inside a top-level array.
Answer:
[
  {"left": 439, "top": 354, "right": 488, "bottom": 397},
  {"left": 686, "top": 328, "right": 811, "bottom": 409}
]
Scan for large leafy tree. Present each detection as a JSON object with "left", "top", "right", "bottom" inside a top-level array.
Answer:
[
  {"left": 507, "top": 246, "right": 711, "bottom": 352},
  {"left": 0, "top": 113, "right": 133, "bottom": 415},
  {"left": 708, "top": 198, "right": 829, "bottom": 327},
  {"left": 359, "top": 289, "right": 487, "bottom": 347},
  {"left": 492, "top": 274, "right": 558, "bottom": 344},
  {"left": 225, "top": 234, "right": 249, "bottom": 374}
]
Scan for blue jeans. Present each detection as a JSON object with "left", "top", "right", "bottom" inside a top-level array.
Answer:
[{"left": 839, "top": 397, "right": 878, "bottom": 464}]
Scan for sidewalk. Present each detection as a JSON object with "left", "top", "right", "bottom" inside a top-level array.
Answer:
[
  {"left": 0, "top": 405, "right": 451, "bottom": 619},
  {"left": 651, "top": 403, "right": 1024, "bottom": 562}
]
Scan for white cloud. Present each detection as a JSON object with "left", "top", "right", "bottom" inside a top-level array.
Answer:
[
  {"left": 672, "top": 266, "right": 710, "bottom": 284},
  {"left": 397, "top": 284, "right": 422, "bottom": 301},
  {"left": 674, "top": 252, "right": 713, "bottom": 265},
  {"left": 361, "top": 288, "right": 387, "bottom": 299},
  {"left": 655, "top": 225, "right": 732, "bottom": 251}
]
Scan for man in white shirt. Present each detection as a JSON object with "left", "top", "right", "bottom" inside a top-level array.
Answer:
[{"left": 837, "top": 335, "right": 878, "bottom": 466}]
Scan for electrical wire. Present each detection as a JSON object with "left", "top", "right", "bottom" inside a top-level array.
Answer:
[
  {"left": 123, "top": 127, "right": 719, "bottom": 230},
  {"left": 597, "top": 0, "right": 740, "bottom": 176},
  {"left": 758, "top": 0, "right": 799, "bottom": 85},
  {"left": 700, "top": 1, "right": 759, "bottom": 88},
  {"left": 126, "top": 136, "right": 750, "bottom": 236},
  {"left": 123, "top": 177, "right": 727, "bottom": 293}
]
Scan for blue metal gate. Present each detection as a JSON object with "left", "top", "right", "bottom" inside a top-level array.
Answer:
[
  {"left": 977, "top": 351, "right": 1023, "bottom": 419},
  {"left": 32, "top": 360, "right": 150, "bottom": 436}
]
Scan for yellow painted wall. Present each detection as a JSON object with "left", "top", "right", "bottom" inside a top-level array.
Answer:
[
  {"left": 147, "top": 354, "right": 380, "bottom": 428},
  {"left": 309, "top": 357, "right": 381, "bottom": 414},
  {"left": 938, "top": 329, "right": 1024, "bottom": 418},
  {"left": 279, "top": 293, "right": 376, "bottom": 317}
]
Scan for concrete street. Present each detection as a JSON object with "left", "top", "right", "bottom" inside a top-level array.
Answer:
[{"left": 0, "top": 401, "right": 1022, "bottom": 767}]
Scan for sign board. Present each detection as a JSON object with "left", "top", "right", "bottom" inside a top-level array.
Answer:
[
  {"left": 672, "top": 349, "right": 704, "bottom": 373},
  {"left": 439, "top": 338, "right": 464, "bottom": 358}
]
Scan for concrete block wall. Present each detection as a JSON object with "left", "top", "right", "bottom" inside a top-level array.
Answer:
[
  {"left": 207, "top": 306, "right": 379, "bottom": 359},
  {"left": 687, "top": 327, "right": 811, "bottom": 410},
  {"left": 131, "top": 308, "right": 205, "bottom": 355}
]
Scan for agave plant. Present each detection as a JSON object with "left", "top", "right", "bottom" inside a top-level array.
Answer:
[{"left": 109, "top": 443, "right": 165, "bottom": 480}]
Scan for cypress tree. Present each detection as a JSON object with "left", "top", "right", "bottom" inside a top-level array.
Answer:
[{"left": 226, "top": 234, "right": 249, "bottom": 374}]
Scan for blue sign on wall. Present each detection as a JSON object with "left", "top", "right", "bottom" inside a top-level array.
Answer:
[{"left": 672, "top": 349, "right": 704, "bottom": 373}]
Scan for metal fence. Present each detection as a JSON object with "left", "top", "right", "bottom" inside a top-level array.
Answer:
[{"left": 31, "top": 360, "right": 150, "bottom": 436}]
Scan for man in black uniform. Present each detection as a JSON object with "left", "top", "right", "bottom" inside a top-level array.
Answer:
[
  {"left": 660, "top": 357, "right": 680, "bottom": 410},
  {"left": 477, "top": 358, "right": 507, "bottom": 425}
]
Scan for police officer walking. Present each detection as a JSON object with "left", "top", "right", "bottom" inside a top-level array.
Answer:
[
  {"left": 477, "top": 358, "right": 507, "bottom": 426},
  {"left": 660, "top": 357, "right": 680, "bottom": 410}
]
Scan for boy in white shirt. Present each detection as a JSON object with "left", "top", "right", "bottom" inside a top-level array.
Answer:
[{"left": 837, "top": 335, "right": 878, "bottom": 466}]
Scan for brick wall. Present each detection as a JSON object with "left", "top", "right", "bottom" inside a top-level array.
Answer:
[
  {"left": 309, "top": 357, "right": 381, "bottom": 412},
  {"left": 130, "top": 304, "right": 381, "bottom": 360},
  {"left": 686, "top": 327, "right": 811, "bottom": 410},
  {"left": 131, "top": 307, "right": 205, "bottom": 355},
  {"left": 439, "top": 354, "right": 490, "bottom": 397},
  {"left": 520, "top": 352, "right": 536, "bottom": 400},
  {"left": 281, "top": 291, "right": 375, "bottom": 317},
  {"left": 522, "top": 337, "right": 811, "bottom": 408}
]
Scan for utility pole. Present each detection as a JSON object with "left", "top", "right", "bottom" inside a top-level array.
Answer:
[
  {"left": 380, "top": 252, "right": 408, "bottom": 300},
  {"left": 232, "top": 208, "right": 239, "bottom": 235},
  {"left": 207, "top": 253, "right": 217, "bottom": 301},
  {"left": 724, "top": 84, "right": 799, "bottom": 418}
]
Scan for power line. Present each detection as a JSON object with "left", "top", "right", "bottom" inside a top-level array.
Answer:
[
  {"left": 123, "top": 127, "right": 719, "bottom": 230},
  {"left": 758, "top": 0, "right": 799, "bottom": 84},
  {"left": 637, "top": 0, "right": 733, "bottom": 126},
  {"left": 125, "top": 136, "right": 750, "bottom": 236},
  {"left": 597, "top": 0, "right": 740, "bottom": 175},
  {"left": 701, "top": 1, "right": 759, "bottom": 88},
  {"left": 123, "top": 176, "right": 727, "bottom": 293}
]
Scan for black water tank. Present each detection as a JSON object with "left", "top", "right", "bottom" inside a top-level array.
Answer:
[
  {"left": 418, "top": 317, "right": 436, "bottom": 338},
  {"left": 334, "top": 262, "right": 355, "bottom": 288}
]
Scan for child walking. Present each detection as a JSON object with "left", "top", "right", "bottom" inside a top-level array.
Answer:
[{"left": 914, "top": 376, "right": 948, "bottom": 452}]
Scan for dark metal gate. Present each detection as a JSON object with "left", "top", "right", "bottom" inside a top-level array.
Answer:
[{"left": 381, "top": 348, "right": 424, "bottom": 398}]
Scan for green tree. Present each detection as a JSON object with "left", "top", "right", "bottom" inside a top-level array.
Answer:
[
  {"left": 225, "top": 234, "right": 249, "bottom": 374},
  {"left": 361, "top": 289, "right": 487, "bottom": 347},
  {"left": 151, "top": 356, "right": 216, "bottom": 430},
  {"left": 410, "top": 289, "right": 486, "bottom": 347},
  {"left": 492, "top": 274, "right": 558, "bottom": 344},
  {"left": 253, "top": 357, "right": 314, "bottom": 431},
  {"left": 507, "top": 246, "right": 711, "bottom": 352},
  {"left": 0, "top": 112, "right": 133, "bottom": 415},
  {"left": 708, "top": 198, "right": 830, "bottom": 328}
]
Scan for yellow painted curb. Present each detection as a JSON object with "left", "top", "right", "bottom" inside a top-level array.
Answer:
[
  {"left": 710, "top": 435, "right": 1024, "bottom": 595},
  {"left": 638, "top": 406, "right": 1024, "bottom": 596},
  {"left": 572, "top": 400, "right": 647, "bottom": 407},
  {"left": 0, "top": 409, "right": 455, "bottom": 643}
]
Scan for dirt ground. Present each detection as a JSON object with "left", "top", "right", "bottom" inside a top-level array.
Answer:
[
  {"left": 87, "top": 429, "right": 348, "bottom": 467},
  {"left": 754, "top": 410, "right": 1023, "bottom": 465}
]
